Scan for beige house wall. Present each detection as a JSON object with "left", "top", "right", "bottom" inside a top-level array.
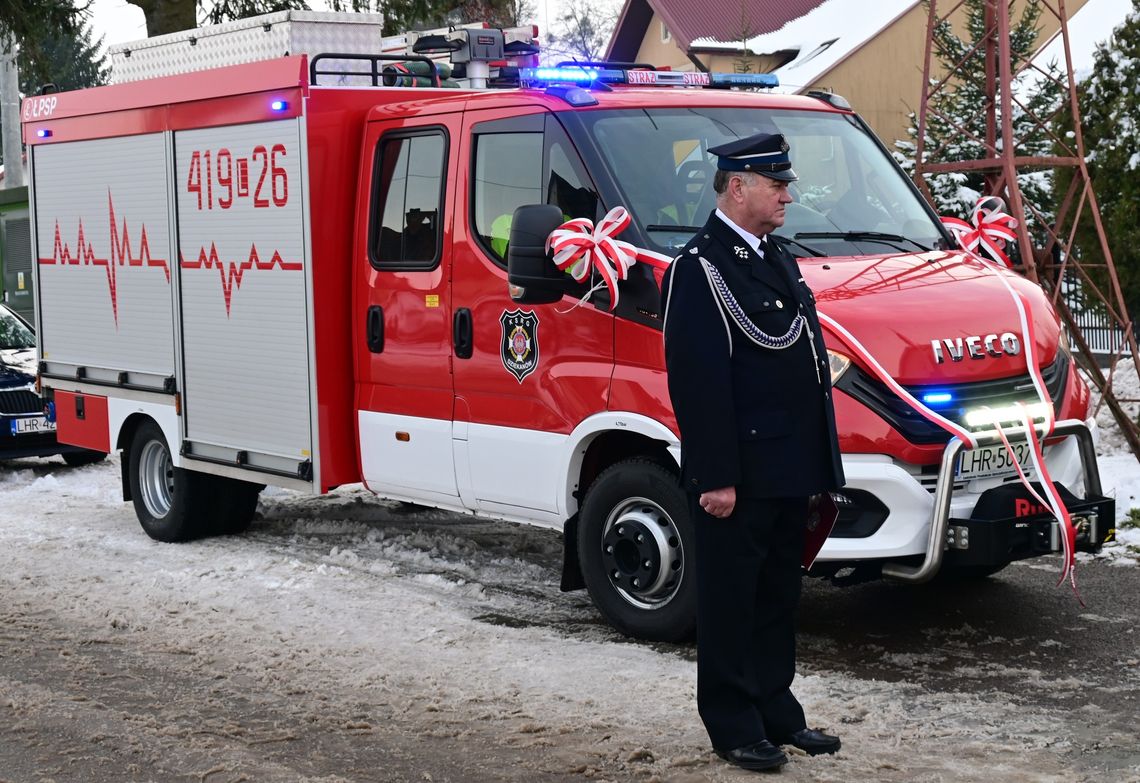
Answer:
[
  {"left": 627, "top": 0, "right": 1091, "bottom": 147},
  {"left": 634, "top": 14, "right": 694, "bottom": 69}
]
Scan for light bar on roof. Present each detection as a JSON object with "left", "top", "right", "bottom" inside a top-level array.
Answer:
[{"left": 521, "top": 67, "right": 779, "bottom": 89}]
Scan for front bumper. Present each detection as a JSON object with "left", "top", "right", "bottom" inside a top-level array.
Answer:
[
  {"left": 817, "top": 418, "right": 1107, "bottom": 581},
  {"left": 944, "top": 490, "right": 1113, "bottom": 567}
]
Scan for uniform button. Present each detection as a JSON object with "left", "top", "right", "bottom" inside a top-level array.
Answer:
[
  {"left": 776, "top": 300, "right": 784, "bottom": 309},
  {"left": 750, "top": 429, "right": 757, "bottom": 435},
  {"left": 690, "top": 478, "right": 699, "bottom": 486},
  {"left": 763, "top": 301, "right": 770, "bottom": 307}
]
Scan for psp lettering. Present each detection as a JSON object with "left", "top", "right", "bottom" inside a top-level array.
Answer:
[
  {"left": 500, "top": 309, "right": 540, "bottom": 383},
  {"left": 23, "top": 96, "right": 58, "bottom": 121}
]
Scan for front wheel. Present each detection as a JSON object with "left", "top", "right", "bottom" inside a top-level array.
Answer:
[
  {"left": 128, "top": 420, "right": 214, "bottom": 542},
  {"left": 578, "top": 459, "right": 696, "bottom": 642}
]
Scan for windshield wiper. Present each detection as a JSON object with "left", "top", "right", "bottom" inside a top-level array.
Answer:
[
  {"left": 769, "top": 233, "right": 825, "bottom": 257},
  {"left": 794, "top": 231, "right": 930, "bottom": 253}
]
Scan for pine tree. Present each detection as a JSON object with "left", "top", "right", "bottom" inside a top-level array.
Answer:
[
  {"left": 893, "top": 0, "right": 1065, "bottom": 240},
  {"left": 1054, "top": 2, "right": 1140, "bottom": 316},
  {"left": 19, "top": 23, "right": 109, "bottom": 95},
  {"left": 0, "top": 24, "right": 108, "bottom": 169}
]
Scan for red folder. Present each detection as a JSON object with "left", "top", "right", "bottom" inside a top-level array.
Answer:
[{"left": 803, "top": 492, "right": 838, "bottom": 569}]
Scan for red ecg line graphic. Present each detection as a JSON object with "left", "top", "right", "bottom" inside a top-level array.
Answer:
[
  {"left": 38, "top": 192, "right": 171, "bottom": 327},
  {"left": 180, "top": 244, "right": 303, "bottom": 316}
]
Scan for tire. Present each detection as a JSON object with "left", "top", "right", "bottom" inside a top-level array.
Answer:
[
  {"left": 127, "top": 420, "right": 214, "bottom": 542},
  {"left": 578, "top": 459, "right": 696, "bottom": 642},
  {"left": 61, "top": 449, "right": 107, "bottom": 467},
  {"left": 211, "top": 478, "right": 263, "bottom": 535}
]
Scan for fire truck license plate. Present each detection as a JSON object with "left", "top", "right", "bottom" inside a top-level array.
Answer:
[
  {"left": 956, "top": 441, "right": 1033, "bottom": 480},
  {"left": 9, "top": 416, "right": 55, "bottom": 436}
]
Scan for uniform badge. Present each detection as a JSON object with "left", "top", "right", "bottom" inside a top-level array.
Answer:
[
  {"left": 500, "top": 309, "right": 540, "bottom": 383},
  {"left": 734, "top": 245, "right": 749, "bottom": 259}
]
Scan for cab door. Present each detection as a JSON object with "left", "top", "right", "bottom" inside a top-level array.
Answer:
[
  {"left": 450, "top": 108, "right": 613, "bottom": 519},
  {"left": 354, "top": 114, "right": 461, "bottom": 505}
]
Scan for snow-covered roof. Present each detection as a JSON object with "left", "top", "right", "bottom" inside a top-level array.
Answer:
[{"left": 691, "top": 0, "right": 919, "bottom": 93}]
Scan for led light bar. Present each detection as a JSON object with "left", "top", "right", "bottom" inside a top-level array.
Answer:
[
  {"left": 521, "top": 67, "right": 779, "bottom": 89},
  {"left": 922, "top": 392, "right": 954, "bottom": 405},
  {"left": 963, "top": 402, "right": 1051, "bottom": 428}
]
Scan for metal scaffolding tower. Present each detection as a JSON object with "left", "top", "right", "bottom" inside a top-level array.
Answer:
[{"left": 913, "top": 0, "right": 1140, "bottom": 460}]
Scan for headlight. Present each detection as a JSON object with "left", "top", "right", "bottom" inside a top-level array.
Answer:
[
  {"left": 963, "top": 402, "right": 1051, "bottom": 428},
  {"left": 827, "top": 350, "right": 852, "bottom": 384}
]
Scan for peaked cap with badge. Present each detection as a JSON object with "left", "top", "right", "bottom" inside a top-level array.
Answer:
[{"left": 707, "top": 132, "right": 799, "bottom": 181}]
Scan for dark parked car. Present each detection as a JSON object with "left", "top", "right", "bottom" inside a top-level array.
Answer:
[{"left": 0, "top": 303, "right": 105, "bottom": 465}]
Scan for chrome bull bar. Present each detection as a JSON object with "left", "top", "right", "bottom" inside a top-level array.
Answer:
[{"left": 881, "top": 419, "right": 1102, "bottom": 583}]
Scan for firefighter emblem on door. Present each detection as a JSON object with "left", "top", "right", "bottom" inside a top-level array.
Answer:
[{"left": 500, "top": 309, "right": 540, "bottom": 383}]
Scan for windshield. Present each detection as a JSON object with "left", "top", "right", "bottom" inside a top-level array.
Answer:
[
  {"left": 576, "top": 107, "right": 944, "bottom": 256},
  {"left": 0, "top": 307, "right": 35, "bottom": 350}
]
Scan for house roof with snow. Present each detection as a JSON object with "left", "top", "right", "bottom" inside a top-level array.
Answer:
[
  {"left": 689, "top": 0, "right": 919, "bottom": 93},
  {"left": 607, "top": 0, "right": 831, "bottom": 63}
]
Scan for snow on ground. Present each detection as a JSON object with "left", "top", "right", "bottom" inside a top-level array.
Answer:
[
  {"left": 1, "top": 363, "right": 1138, "bottom": 779},
  {"left": 1082, "top": 359, "right": 1140, "bottom": 566},
  {"left": 2, "top": 445, "right": 1139, "bottom": 780}
]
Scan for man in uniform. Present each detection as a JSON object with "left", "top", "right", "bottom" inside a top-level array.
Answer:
[{"left": 661, "top": 132, "right": 845, "bottom": 772}]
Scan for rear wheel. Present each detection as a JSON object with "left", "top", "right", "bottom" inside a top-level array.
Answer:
[
  {"left": 578, "top": 459, "right": 695, "bottom": 642},
  {"left": 128, "top": 420, "right": 214, "bottom": 542}
]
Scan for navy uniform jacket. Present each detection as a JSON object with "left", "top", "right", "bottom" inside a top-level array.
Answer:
[{"left": 662, "top": 212, "right": 845, "bottom": 499}]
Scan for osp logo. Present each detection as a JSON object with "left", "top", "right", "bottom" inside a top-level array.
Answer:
[{"left": 37, "top": 192, "right": 170, "bottom": 327}]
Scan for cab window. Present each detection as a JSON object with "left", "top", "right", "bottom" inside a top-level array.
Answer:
[
  {"left": 370, "top": 129, "right": 447, "bottom": 271},
  {"left": 471, "top": 114, "right": 600, "bottom": 266}
]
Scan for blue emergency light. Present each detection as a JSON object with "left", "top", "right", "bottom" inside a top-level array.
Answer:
[
  {"left": 270, "top": 99, "right": 289, "bottom": 112},
  {"left": 521, "top": 67, "right": 778, "bottom": 90},
  {"left": 922, "top": 391, "right": 954, "bottom": 406},
  {"left": 36, "top": 129, "right": 52, "bottom": 138}
]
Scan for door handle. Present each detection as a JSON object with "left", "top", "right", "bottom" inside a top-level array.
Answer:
[
  {"left": 453, "top": 307, "right": 473, "bottom": 359},
  {"left": 366, "top": 305, "right": 384, "bottom": 353}
]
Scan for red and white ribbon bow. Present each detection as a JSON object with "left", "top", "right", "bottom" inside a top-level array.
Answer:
[
  {"left": 547, "top": 206, "right": 672, "bottom": 310},
  {"left": 941, "top": 196, "right": 1020, "bottom": 268}
]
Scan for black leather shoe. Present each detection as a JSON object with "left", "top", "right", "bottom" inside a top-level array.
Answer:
[
  {"left": 776, "top": 728, "right": 841, "bottom": 755},
  {"left": 714, "top": 740, "right": 788, "bottom": 771}
]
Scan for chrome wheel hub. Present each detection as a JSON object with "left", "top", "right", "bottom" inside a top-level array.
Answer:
[{"left": 601, "top": 496, "right": 684, "bottom": 610}]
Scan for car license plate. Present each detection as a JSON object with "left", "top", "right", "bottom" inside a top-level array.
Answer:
[
  {"left": 956, "top": 440, "right": 1033, "bottom": 480},
  {"left": 8, "top": 416, "right": 55, "bottom": 436}
]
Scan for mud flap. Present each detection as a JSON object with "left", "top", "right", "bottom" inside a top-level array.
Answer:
[{"left": 561, "top": 513, "right": 586, "bottom": 592}]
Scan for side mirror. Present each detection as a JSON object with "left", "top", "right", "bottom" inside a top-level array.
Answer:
[{"left": 506, "top": 204, "right": 572, "bottom": 305}]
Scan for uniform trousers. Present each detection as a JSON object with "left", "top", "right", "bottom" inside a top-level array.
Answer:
[{"left": 691, "top": 494, "right": 809, "bottom": 751}]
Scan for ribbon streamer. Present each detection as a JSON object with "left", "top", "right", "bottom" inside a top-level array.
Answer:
[
  {"left": 941, "top": 196, "right": 1019, "bottom": 268},
  {"left": 547, "top": 207, "right": 673, "bottom": 310},
  {"left": 930, "top": 197, "right": 1079, "bottom": 592}
]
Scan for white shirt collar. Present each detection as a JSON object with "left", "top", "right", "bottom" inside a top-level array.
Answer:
[{"left": 715, "top": 208, "right": 765, "bottom": 254}]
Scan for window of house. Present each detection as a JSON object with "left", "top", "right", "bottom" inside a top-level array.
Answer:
[{"left": 370, "top": 129, "right": 447, "bottom": 270}]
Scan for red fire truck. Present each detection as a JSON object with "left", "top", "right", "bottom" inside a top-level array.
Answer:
[{"left": 23, "top": 15, "right": 1111, "bottom": 641}]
